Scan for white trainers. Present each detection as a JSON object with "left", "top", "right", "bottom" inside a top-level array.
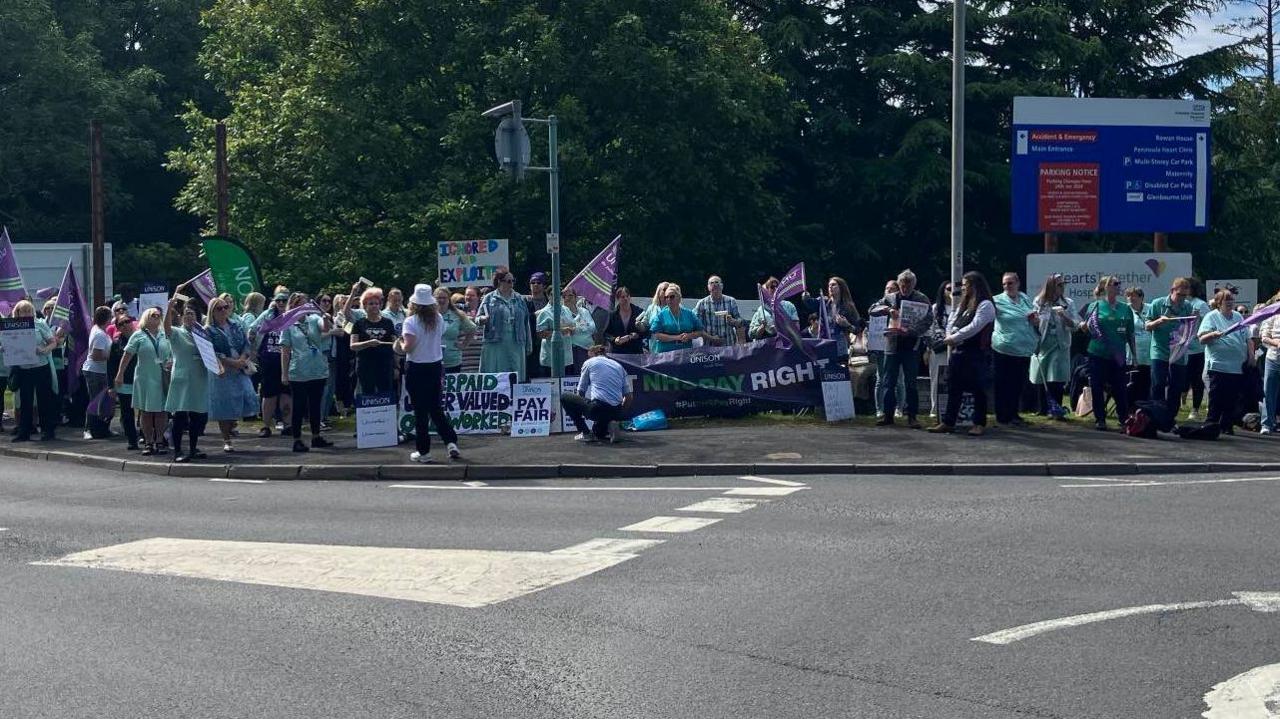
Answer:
[
  {"left": 409, "top": 451, "right": 434, "bottom": 463},
  {"left": 1262, "top": 427, "right": 1273, "bottom": 435},
  {"left": 447, "top": 442, "right": 461, "bottom": 459},
  {"left": 83, "top": 431, "right": 93, "bottom": 440},
  {"left": 574, "top": 432, "right": 597, "bottom": 443},
  {"left": 223, "top": 442, "right": 234, "bottom": 453}
]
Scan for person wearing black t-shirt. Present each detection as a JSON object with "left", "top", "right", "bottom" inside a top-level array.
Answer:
[{"left": 350, "top": 287, "right": 398, "bottom": 395}]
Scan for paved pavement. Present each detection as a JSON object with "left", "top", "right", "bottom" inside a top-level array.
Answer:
[
  {"left": 2, "top": 457, "right": 1277, "bottom": 717},
  {"left": 10, "top": 417, "right": 1280, "bottom": 480}
]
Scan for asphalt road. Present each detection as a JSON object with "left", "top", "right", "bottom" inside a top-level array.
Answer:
[{"left": 1, "top": 461, "right": 1277, "bottom": 718}]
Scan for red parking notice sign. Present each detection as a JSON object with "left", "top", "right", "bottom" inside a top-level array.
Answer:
[{"left": 1038, "top": 162, "right": 1100, "bottom": 232}]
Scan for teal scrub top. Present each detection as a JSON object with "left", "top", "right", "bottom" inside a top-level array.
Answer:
[
  {"left": 1199, "top": 310, "right": 1249, "bottom": 374},
  {"left": 991, "top": 292, "right": 1038, "bottom": 357},
  {"left": 282, "top": 315, "right": 329, "bottom": 382}
]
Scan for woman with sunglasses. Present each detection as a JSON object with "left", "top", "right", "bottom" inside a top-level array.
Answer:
[
  {"left": 114, "top": 307, "right": 171, "bottom": 454},
  {"left": 1030, "top": 274, "right": 1081, "bottom": 416},
  {"left": 1082, "top": 276, "right": 1137, "bottom": 431},
  {"left": 162, "top": 297, "right": 209, "bottom": 462},
  {"left": 991, "top": 272, "right": 1038, "bottom": 426},
  {"left": 205, "top": 296, "right": 258, "bottom": 452},
  {"left": 650, "top": 284, "right": 711, "bottom": 352},
  {"left": 476, "top": 269, "right": 532, "bottom": 381}
]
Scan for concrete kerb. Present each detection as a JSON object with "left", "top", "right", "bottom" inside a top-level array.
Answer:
[{"left": 1, "top": 446, "right": 1270, "bottom": 481}]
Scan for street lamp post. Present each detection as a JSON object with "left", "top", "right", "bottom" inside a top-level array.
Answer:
[
  {"left": 482, "top": 100, "right": 566, "bottom": 378},
  {"left": 950, "top": 0, "right": 965, "bottom": 304}
]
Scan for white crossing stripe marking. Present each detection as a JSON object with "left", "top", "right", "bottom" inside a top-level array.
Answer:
[
  {"left": 551, "top": 538, "right": 664, "bottom": 556},
  {"left": 738, "top": 475, "right": 806, "bottom": 487},
  {"left": 33, "top": 537, "right": 649, "bottom": 609},
  {"left": 1202, "top": 662, "right": 1280, "bottom": 719},
  {"left": 209, "top": 478, "right": 268, "bottom": 484},
  {"left": 463, "top": 481, "right": 488, "bottom": 487},
  {"left": 1061, "top": 476, "right": 1280, "bottom": 489},
  {"left": 619, "top": 516, "right": 722, "bottom": 533},
  {"left": 388, "top": 484, "right": 743, "bottom": 491},
  {"left": 676, "top": 498, "right": 766, "bottom": 514},
  {"left": 723, "top": 486, "right": 806, "bottom": 497}
]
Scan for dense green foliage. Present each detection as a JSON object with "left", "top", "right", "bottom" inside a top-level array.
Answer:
[{"left": 3, "top": 0, "right": 1279, "bottom": 300}]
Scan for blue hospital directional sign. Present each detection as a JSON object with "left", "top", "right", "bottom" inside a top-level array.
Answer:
[{"left": 1011, "top": 97, "right": 1210, "bottom": 234}]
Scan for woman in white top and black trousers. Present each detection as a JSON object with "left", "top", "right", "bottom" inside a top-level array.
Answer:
[
  {"left": 928, "top": 271, "right": 996, "bottom": 436},
  {"left": 395, "top": 284, "right": 460, "bottom": 463}
]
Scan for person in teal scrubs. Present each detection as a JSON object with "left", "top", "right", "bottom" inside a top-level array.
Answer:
[
  {"left": 1198, "top": 288, "right": 1254, "bottom": 434},
  {"left": 116, "top": 307, "right": 171, "bottom": 454},
  {"left": 163, "top": 298, "right": 209, "bottom": 462},
  {"left": 991, "top": 272, "right": 1038, "bottom": 426},
  {"left": 1146, "top": 277, "right": 1193, "bottom": 417},
  {"left": 650, "top": 284, "right": 711, "bottom": 353},
  {"left": 1083, "top": 276, "right": 1136, "bottom": 431},
  {"left": 434, "top": 286, "right": 476, "bottom": 373}
]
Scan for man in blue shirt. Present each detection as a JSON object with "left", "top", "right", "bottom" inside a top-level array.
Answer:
[{"left": 562, "top": 345, "right": 632, "bottom": 443}]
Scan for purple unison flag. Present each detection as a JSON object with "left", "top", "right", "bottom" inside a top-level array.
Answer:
[
  {"left": 35, "top": 287, "right": 57, "bottom": 301},
  {"left": 86, "top": 387, "right": 116, "bottom": 420},
  {"left": 187, "top": 269, "right": 218, "bottom": 305},
  {"left": 1220, "top": 301, "right": 1280, "bottom": 336},
  {"left": 256, "top": 301, "right": 323, "bottom": 334},
  {"left": 567, "top": 235, "right": 621, "bottom": 309},
  {"left": 1168, "top": 316, "right": 1201, "bottom": 365},
  {"left": 0, "top": 227, "right": 28, "bottom": 306},
  {"left": 774, "top": 262, "right": 806, "bottom": 300},
  {"left": 50, "top": 260, "right": 91, "bottom": 395}
]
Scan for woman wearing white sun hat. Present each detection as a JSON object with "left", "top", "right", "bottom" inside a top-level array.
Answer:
[{"left": 394, "top": 284, "right": 460, "bottom": 463}]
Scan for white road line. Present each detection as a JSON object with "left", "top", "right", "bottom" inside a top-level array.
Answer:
[
  {"left": 209, "top": 478, "right": 268, "bottom": 484},
  {"left": 388, "top": 484, "right": 743, "bottom": 491},
  {"left": 738, "top": 475, "right": 806, "bottom": 487},
  {"left": 463, "top": 481, "right": 488, "bottom": 487},
  {"left": 33, "top": 537, "right": 652, "bottom": 609},
  {"left": 551, "top": 538, "right": 664, "bottom": 556},
  {"left": 1235, "top": 592, "right": 1280, "bottom": 613},
  {"left": 619, "top": 516, "right": 722, "bottom": 533},
  {"left": 0, "top": 528, "right": 8, "bottom": 532},
  {"left": 1202, "top": 662, "right": 1280, "bottom": 719},
  {"left": 972, "top": 599, "right": 1244, "bottom": 645},
  {"left": 723, "top": 486, "right": 806, "bottom": 497},
  {"left": 1061, "top": 476, "right": 1280, "bottom": 489},
  {"left": 676, "top": 498, "right": 766, "bottom": 514},
  {"left": 1065, "top": 476, "right": 1151, "bottom": 484}
]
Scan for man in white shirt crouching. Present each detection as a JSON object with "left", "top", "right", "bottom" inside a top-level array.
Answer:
[{"left": 563, "top": 345, "right": 631, "bottom": 443}]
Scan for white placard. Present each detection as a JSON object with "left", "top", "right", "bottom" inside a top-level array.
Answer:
[
  {"left": 1207, "top": 279, "right": 1258, "bottom": 308},
  {"left": 138, "top": 281, "right": 169, "bottom": 315},
  {"left": 898, "top": 300, "right": 930, "bottom": 328},
  {"left": 559, "top": 377, "right": 580, "bottom": 433},
  {"left": 511, "top": 383, "right": 553, "bottom": 437},
  {"left": 188, "top": 326, "right": 225, "bottom": 377},
  {"left": 356, "top": 393, "right": 399, "bottom": 449},
  {"left": 437, "top": 239, "right": 510, "bottom": 288},
  {"left": 0, "top": 317, "right": 39, "bottom": 366},
  {"left": 820, "top": 368, "right": 854, "bottom": 422},
  {"left": 866, "top": 315, "right": 888, "bottom": 352}
]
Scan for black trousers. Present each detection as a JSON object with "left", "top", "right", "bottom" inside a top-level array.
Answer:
[
  {"left": 356, "top": 363, "right": 394, "bottom": 396},
  {"left": 1127, "top": 365, "right": 1151, "bottom": 408},
  {"left": 1187, "top": 352, "right": 1206, "bottom": 409},
  {"left": 1206, "top": 370, "right": 1243, "bottom": 432},
  {"left": 170, "top": 411, "right": 208, "bottom": 455},
  {"left": 1088, "top": 354, "right": 1128, "bottom": 425},
  {"left": 13, "top": 366, "right": 58, "bottom": 439},
  {"left": 561, "top": 393, "right": 624, "bottom": 439},
  {"left": 992, "top": 351, "right": 1030, "bottom": 424},
  {"left": 118, "top": 392, "right": 138, "bottom": 447},
  {"left": 289, "top": 378, "right": 326, "bottom": 438},
  {"left": 405, "top": 361, "right": 457, "bottom": 454},
  {"left": 942, "top": 349, "right": 988, "bottom": 427}
]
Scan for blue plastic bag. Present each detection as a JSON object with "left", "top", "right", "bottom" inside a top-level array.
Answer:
[{"left": 625, "top": 409, "right": 668, "bottom": 432}]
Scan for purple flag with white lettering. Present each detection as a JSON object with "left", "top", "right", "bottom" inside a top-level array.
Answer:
[
  {"left": 50, "top": 260, "right": 91, "bottom": 395},
  {"left": 187, "top": 269, "right": 218, "bottom": 305},
  {"left": 774, "top": 262, "right": 806, "bottom": 300},
  {"left": 567, "top": 235, "right": 621, "bottom": 309},
  {"left": 0, "top": 227, "right": 27, "bottom": 306}
]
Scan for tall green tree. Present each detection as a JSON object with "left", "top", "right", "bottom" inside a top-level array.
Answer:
[{"left": 170, "top": 0, "right": 792, "bottom": 297}]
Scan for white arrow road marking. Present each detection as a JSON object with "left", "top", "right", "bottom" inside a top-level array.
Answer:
[
  {"left": 723, "top": 486, "right": 806, "bottom": 497},
  {"left": 33, "top": 536, "right": 658, "bottom": 609},
  {"left": 619, "top": 516, "right": 722, "bottom": 533},
  {"left": 1203, "top": 662, "right": 1280, "bottom": 718},
  {"left": 973, "top": 592, "right": 1280, "bottom": 645},
  {"left": 676, "top": 498, "right": 767, "bottom": 514},
  {"left": 738, "top": 475, "right": 806, "bottom": 487},
  {"left": 1061, "top": 476, "right": 1280, "bottom": 489}
]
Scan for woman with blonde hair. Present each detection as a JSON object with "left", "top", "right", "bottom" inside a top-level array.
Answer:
[
  {"left": 204, "top": 295, "right": 258, "bottom": 452},
  {"left": 434, "top": 286, "right": 476, "bottom": 374},
  {"left": 1030, "top": 274, "right": 1080, "bottom": 416},
  {"left": 8, "top": 300, "right": 60, "bottom": 442},
  {"left": 1082, "top": 275, "right": 1136, "bottom": 431},
  {"left": 114, "top": 306, "right": 171, "bottom": 454}
]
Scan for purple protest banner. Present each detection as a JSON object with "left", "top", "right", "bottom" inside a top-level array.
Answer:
[
  {"left": 774, "top": 262, "right": 806, "bottom": 300},
  {"left": 0, "top": 227, "right": 28, "bottom": 306},
  {"left": 1168, "top": 316, "right": 1201, "bottom": 365},
  {"left": 186, "top": 269, "right": 218, "bottom": 305},
  {"left": 1220, "top": 302, "right": 1280, "bottom": 336},
  {"left": 610, "top": 338, "right": 839, "bottom": 419},
  {"left": 86, "top": 387, "right": 116, "bottom": 420},
  {"left": 50, "top": 260, "right": 91, "bottom": 395},
  {"left": 255, "top": 301, "right": 322, "bottom": 334},
  {"left": 567, "top": 235, "right": 621, "bottom": 309}
]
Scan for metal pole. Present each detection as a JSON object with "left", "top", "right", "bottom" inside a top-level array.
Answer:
[
  {"left": 1044, "top": 232, "right": 1058, "bottom": 253},
  {"left": 548, "top": 115, "right": 564, "bottom": 379},
  {"left": 215, "top": 121, "right": 230, "bottom": 236},
  {"left": 1153, "top": 232, "right": 1168, "bottom": 252},
  {"left": 89, "top": 119, "right": 106, "bottom": 306},
  {"left": 949, "top": 0, "right": 965, "bottom": 302}
]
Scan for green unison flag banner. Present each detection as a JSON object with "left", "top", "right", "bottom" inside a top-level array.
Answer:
[{"left": 201, "top": 236, "right": 264, "bottom": 309}]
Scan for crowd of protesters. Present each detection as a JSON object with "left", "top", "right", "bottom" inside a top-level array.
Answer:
[{"left": 0, "top": 265, "right": 1273, "bottom": 463}]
